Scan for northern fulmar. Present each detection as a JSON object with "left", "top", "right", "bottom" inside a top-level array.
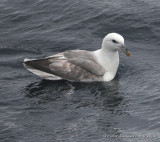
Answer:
[{"left": 23, "top": 33, "right": 130, "bottom": 82}]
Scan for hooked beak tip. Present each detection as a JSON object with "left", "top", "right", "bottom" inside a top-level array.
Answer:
[
  {"left": 127, "top": 51, "right": 131, "bottom": 57},
  {"left": 121, "top": 44, "right": 130, "bottom": 57}
]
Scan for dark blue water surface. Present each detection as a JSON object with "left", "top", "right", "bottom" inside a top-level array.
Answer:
[{"left": 0, "top": 0, "right": 160, "bottom": 142}]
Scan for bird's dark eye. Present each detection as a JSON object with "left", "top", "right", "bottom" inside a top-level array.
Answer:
[{"left": 112, "top": 40, "right": 118, "bottom": 43}]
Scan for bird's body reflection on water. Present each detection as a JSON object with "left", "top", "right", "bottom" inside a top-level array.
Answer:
[{"left": 22, "top": 77, "right": 127, "bottom": 140}]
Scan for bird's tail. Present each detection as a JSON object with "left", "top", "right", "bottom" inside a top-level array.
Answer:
[{"left": 23, "top": 58, "right": 62, "bottom": 80}]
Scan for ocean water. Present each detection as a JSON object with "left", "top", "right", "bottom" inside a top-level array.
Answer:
[{"left": 0, "top": 0, "right": 160, "bottom": 142}]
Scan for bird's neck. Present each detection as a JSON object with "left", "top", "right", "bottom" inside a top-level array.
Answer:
[{"left": 94, "top": 47, "right": 119, "bottom": 74}]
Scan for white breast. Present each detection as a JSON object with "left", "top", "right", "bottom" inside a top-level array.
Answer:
[{"left": 93, "top": 49, "right": 119, "bottom": 82}]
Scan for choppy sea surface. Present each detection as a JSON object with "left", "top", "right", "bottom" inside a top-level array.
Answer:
[{"left": 0, "top": 0, "right": 160, "bottom": 142}]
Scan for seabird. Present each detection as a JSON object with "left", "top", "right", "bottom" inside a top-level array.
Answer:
[{"left": 23, "top": 33, "right": 130, "bottom": 82}]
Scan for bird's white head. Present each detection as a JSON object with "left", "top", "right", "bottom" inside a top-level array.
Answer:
[{"left": 102, "top": 33, "right": 130, "bottom": 56}]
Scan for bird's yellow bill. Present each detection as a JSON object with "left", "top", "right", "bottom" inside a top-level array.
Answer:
[
  {"left": 121, "top": 44, "right": 130, "bottom": 57},
  {"left": 127, "top": 51, "right": 130, "bottom": 56}
]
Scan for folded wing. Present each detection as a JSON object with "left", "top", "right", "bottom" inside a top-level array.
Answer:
[{"left": 24, "top": 50, "right": 105, "bottom": 81}]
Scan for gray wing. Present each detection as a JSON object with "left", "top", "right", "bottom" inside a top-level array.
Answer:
[
  {"left": 24, "top": 50, "right": 105, "bottom": 81},
  {"left": 63, "top": 50, "right": 105, "bottom": 76}
]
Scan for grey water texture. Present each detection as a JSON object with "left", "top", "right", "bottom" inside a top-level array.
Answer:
[{"left": 0, "top": 0, "right": 160, "bottom": 142}]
